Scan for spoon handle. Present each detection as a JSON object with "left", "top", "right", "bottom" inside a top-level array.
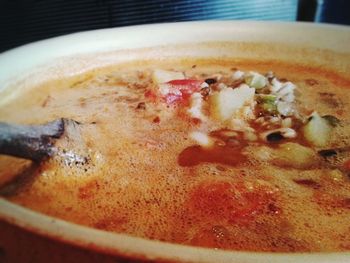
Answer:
[{"left": 0, "top": 119, "right": 65, "bottom": 162}]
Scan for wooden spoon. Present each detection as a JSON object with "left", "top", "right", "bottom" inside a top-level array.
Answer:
[{"left": 0, "top": 119, "right": 82, "bottom": 162}]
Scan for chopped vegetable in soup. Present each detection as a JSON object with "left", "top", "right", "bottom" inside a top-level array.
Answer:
[{"left": 0, "top": 59, "right": 350, "bottom": 252}]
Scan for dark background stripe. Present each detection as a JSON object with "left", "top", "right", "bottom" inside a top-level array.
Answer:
[
  {"left": 0, "top": 0, "right": 348, "bottom": 53},
  {"left": 0, "top": 0, "right": 298, "bottom": 52}
]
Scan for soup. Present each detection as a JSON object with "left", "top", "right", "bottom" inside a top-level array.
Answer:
[{"left": 0, "top": 58, "right": 349, "bottom": 252}]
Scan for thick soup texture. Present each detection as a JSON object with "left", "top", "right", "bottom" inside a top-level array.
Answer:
[{"left": 0, "top": 59, "right": 350, "bottom": 252}]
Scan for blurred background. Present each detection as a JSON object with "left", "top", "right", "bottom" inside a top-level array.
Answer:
[{"left": 0, "top": 0, "right": 349, "bottom": 53}]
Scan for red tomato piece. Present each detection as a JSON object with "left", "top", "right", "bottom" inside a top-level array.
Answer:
[
  {"left": 343, "top": 159, "right": 350, "bottom": 171},
  {"left": 163, "top": 79, "right": 203, "bottom": 104},
  {"left": 167, "top": 79, "right": 203, "bottom": 93},
  {"left": 144, "top": 90, "right": 157, "bottom": 102},
  {"left": 164, "top": 93, "right": 182, "bottom": 104},
  {"left": 188, "top": 180, "right": 273, "bottom": 222}
]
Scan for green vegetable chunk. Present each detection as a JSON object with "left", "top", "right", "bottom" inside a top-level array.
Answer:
[
  {"left": 244, "top": 72, "right": 267, "bottom": 89},
  {"left": 257, "top": 94, "right": 277, "bottom": 114},
  {"left": 303, "top": 112, "right": 333, "bottom": 147}
]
